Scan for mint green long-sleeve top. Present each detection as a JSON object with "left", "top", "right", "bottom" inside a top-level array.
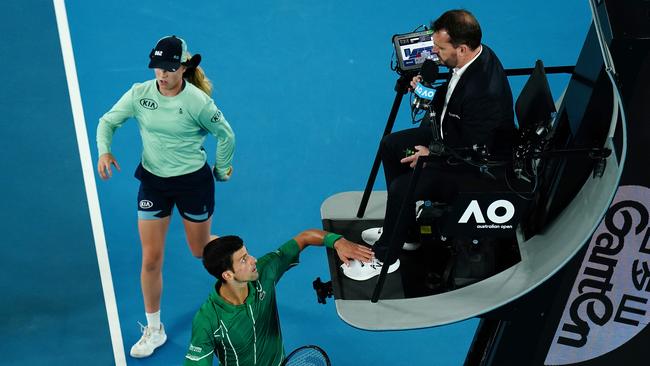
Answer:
[{"left": 97, "top": 79, "right": 234, "bottom": 178}]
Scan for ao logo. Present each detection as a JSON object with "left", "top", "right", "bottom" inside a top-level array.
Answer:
[
  {"left": 458, "top": 199, "right": 515, "bottom": 224},
  {"left": 139, "top": 200, "right": 154, "bottom": 209},
  {"left": 415, "top": 84, "right": 435, "bottom": 100}
]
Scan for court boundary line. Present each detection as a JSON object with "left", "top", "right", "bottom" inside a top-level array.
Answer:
[{"left": 53, "top": 0, "right": 126, "bottom": 364}]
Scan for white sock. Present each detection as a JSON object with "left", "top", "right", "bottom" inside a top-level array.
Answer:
[{"left": 146, "top": 310, "right": 161, "bottom": 330}]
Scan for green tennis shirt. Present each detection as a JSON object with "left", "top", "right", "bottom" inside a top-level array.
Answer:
[
  {"left": 97, "top": 79, "right": 235, "bottom": 178},
  {"left": 184, "top": 240, "right": 300, "bottom": 366}
]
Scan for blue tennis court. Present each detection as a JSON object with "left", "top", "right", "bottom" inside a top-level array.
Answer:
[{"left": 0, "top": 0, "right": 590, "bottom": 364}]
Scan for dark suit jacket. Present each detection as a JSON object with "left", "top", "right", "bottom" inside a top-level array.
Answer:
[{"left": 429, "top": 45, "right": 515, "bottom": 156}]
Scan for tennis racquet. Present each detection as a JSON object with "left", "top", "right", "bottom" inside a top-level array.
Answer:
[{"left": 281, "top": 345, "right": 331, "bottom": 366}]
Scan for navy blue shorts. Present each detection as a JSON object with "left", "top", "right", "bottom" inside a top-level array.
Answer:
[{"left": 134, "top": 163, "right": 215, "bottom": 223}]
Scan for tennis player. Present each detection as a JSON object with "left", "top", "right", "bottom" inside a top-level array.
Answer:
[{"left": 184, "top": 230, "right": 373, "bottom": 365}]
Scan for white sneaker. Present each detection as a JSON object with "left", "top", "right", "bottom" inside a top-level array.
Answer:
[
  {"left": 361, "top": 227, "right": 421, "bottom": 251},
  {"left": 341, "top": 258, "right": 400, "bottom": 281},
  {"left": 130, "top": 323, "right": 167, "bottom": 358}
]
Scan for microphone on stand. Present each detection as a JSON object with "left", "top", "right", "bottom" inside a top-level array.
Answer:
[{"left": 412, "top": 58, "right": 440, "bottom": 111}]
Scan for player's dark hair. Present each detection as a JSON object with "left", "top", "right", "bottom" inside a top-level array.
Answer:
[
  {"left": 431, "top": 9, "right": 482, "bottom": 50},
  {"left": 203, "top": 236, "right": 244, "bottom": 280}
]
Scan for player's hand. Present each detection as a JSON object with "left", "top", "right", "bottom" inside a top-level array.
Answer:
[
  {"left": 213, "top": 165, "right": 233, "bottom": 182},
  {"left": 409, "top": 75, "right": 423, "bottom": 91},
  {"left": 97, "top": 153, "right": 121, "bottom": 180},
  {"left": 333, "top": 238, "right": 374, "bottom": 266},
  {"left": 400, "top": 145, "right": 430, "bottom": 168}
]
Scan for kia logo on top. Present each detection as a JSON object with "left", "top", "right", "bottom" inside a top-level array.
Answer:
[{"left": 140, "top": 98, "right": 158, "bottom": 110}]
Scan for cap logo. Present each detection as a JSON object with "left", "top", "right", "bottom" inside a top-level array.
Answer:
[{"left": 154, "top": 50, "right": 163, "bottom": 56}]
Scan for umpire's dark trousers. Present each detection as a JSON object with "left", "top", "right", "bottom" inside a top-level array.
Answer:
[{"left": 373, "top": 126, "right": 494, "bottom": 266}]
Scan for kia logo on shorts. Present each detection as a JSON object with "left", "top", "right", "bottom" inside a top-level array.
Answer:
[
  {"left": 139, "top": 200, "right": 154, "bottom": 209},
  {"left": 140, "top": 98, "right": 158, "bottom": 110}
]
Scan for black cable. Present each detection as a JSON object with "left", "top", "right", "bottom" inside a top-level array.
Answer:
[
  {"left": 423, "top": 102, "right": 511, "bottom": 171},
  {"left": 504, "top": 165, "right": 537, "bottom": 200}
]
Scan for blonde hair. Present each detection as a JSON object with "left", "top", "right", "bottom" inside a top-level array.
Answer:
[{"left": 185, "top": 64, "right": 213, "bottom": 96}]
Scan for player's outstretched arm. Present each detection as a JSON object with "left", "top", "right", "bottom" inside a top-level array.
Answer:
[{"left": 293, "top": 229, "right": 373, "bottom": 265}]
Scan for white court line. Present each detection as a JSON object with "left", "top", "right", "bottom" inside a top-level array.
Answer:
[{"left": 52, "top": 0, "right": 126, "bottom": 364}]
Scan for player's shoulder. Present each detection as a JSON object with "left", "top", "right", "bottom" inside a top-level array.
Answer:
[
  {"left": 125, "top": 80, "right": 158, "bottom": 100},
  {"left": 192, "top": 292, "right": 222, "bottom": 324},
  {"left": 184, "top": 82, "right": 212, "bottom": 102},
  {"left": 130, "top": 79, "right": 155, "bottom": 91}
]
